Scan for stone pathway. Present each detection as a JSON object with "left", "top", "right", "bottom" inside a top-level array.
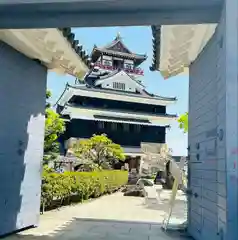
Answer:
[{"left": 6, "top": 190, "right": 189, "bottom": 240}]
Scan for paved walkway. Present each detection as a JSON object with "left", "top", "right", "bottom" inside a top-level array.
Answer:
[{"left": 7, "top": 190, "right": 189, "bottom": 240}]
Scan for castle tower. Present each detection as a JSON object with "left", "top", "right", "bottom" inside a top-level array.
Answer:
[{"left": 56, "top": 35, "right": 177, "bottom": 172}]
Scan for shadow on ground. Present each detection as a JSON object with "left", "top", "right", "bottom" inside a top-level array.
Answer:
[
  {"left": 142, "top": 198, "right": 187, "bottom": 220},
  {"left": 6, "top": 218, "right": 192, "bottom": 240}
]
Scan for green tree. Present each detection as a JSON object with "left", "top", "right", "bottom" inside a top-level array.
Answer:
[
  {"left": 44, "top": 90, "right": 65, "bottom": 164},
  {"left": 73, "top": 134, "right": 125, "bottom": 169},
  {"left": 178, "top": 112, "right": 188, "bottom": 133}
]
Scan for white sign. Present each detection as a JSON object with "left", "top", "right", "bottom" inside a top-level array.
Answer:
[
  {"left": 169, "top": 157, "right": 186, "bottom": 184},
  {"left": 162, "top": 157, "right": 187, "bottom": 230}
]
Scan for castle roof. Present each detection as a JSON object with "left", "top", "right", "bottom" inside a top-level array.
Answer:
[
  {"left": 91, "top": 34, "right": 147, "bottom": 65},
  {"left": 56, "top": 81, "right": 177, "bottom": 107},
  {"left": 61, "top": 103, "right": 177, "bottom": 126},
  {"left": 86, "top": 69, "right": 146, "bottom": 88}
]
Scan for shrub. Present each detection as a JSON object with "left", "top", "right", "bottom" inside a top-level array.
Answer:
[
  {"left": 41, "top": 170, "right": 128, "bottom": 212},
  {"left": 73, "top": 134, "right": 125, "bottom": 168},
  {"left": 141, "top": 175, "right": 155, "bottom": 180}
]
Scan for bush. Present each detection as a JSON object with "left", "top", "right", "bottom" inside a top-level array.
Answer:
[
  {"left": 41, "top": 170, "right": 128, "bottom": 212},
  {"left": 141, "top": 175, "right": 156, "bottom": 180}
]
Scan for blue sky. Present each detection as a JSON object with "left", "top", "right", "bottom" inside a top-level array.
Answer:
[{"left": 47, "top": 26, "right": 188, "bottom": 156}]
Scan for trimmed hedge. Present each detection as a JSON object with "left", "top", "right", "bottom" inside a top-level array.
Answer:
[{"left": 41, "top": 170, "right": 128, "bottom": 212}]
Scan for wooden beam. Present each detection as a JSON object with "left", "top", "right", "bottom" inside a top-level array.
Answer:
[{"left": 0, "top": 6, "right": 221, "bottom": 28}]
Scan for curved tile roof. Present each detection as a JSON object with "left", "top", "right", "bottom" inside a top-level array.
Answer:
[
  {"left": 93, "top": 69, "right": 120, "bottom": 80},
  {"left": 58, "top": 28, "right": 92, "bottom": 69},
  {"left": 58, "top": 29, "right": 147, "bottom": 70},
  {"left": 91, "top": 34, "right": 147, "bottom": 65},
  {"left": 150, "top": 25, "right": 161, "bottom": 72},
  {"left": 150, "top": 24, "right": 216, "bottom": 79},
  {"left": 93, "top": 48, "right": 146, "bottom": 61},
  {"left": 55, "top": 82, "right": 177, "bottom": 109},
  {"left": 66, "top": 83, "right": 177, "bottom": 102}
]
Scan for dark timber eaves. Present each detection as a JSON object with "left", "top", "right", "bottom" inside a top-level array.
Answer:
[
  {"left": 66, "top": 84, "right": 177, "bottom": 102},
  {"left": 150, "top": 25, "right": 161, "bottom": 72},
  {"left": 93, "top": 48, "right": 147, "bottom": 61},
  {"left": 58, "top": 28, "right": 92, "bottom": 68}
]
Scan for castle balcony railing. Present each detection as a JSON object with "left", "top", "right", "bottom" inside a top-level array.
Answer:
[{"left": 94, "top": 63, "right": 144, "bottom": 76}]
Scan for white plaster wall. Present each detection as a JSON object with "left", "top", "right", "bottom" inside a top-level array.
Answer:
[
  {"left": 124, "top": 59, "right": 133, "bottom": 64},
  {"left": 101, "top": 71, "right": 138, "bottom": 92},
  {"left": 215, "top": 8, "right": 227, "bottom": 238},
  {"left": 188, "top": 12, "right": 226, "bottom": 240},
  {"left": 0, "top": 41, "right": 47, "bottom": 236},
  {"left": 102, "top": 55, "right": 112, "bottom": 60},
  {"left": 189, "top": 2, "right": 238, "bottom": 238}
]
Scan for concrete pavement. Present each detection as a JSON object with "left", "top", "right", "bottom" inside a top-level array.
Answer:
[{"left": 6, "top": 190, "right": 189, "bottom": 240}]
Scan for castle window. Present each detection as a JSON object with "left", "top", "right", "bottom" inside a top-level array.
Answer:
[
  {"left": 113, "top": 82, "right": 125, "bottom": 90},
  {"left": 124, "top": 63, "right": 133, "bottom": 70}
]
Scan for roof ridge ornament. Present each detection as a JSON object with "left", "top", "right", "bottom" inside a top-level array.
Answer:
[{"left": 115, "top": 32, "right": 121, "bottom": 40}]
